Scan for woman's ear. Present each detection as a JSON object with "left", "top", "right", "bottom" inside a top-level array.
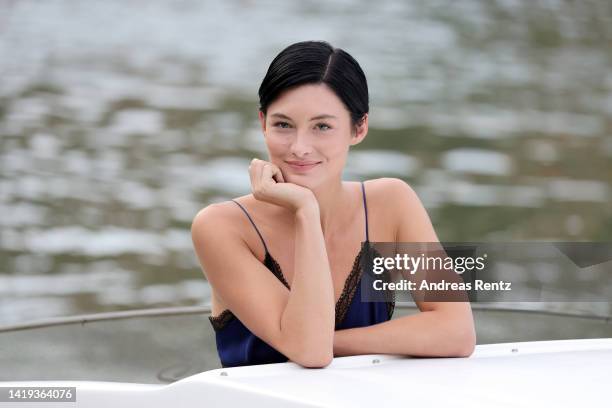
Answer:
[{"left": 350, "top": 113, "right": 368, "bottom": 146}]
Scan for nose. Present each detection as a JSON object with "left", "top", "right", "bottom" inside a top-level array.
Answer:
[{"left": 289, "top": 130, "right": 313, "bottom": 157}]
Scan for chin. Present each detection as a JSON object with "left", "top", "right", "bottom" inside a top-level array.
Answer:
[
  {"left": 287, "top": 173, "right": 327, "bottom": 190},
  {"left": 285, "top": 176, "right": 314, "bottom": 188}
]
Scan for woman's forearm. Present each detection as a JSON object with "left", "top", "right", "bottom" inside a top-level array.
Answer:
[
  {"left": 280, "top": 204, "right": 335, "bottom": 365},
  {"left": 333, "top": 306, "right": 476, "bottom": 358}
]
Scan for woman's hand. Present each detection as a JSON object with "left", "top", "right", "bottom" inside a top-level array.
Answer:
[{"left": 249, "top": 158, "right": 318, "bottom": 213}]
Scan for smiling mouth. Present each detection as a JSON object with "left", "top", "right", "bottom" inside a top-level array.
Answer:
[{"left": 285, "top": 161, "right": 321, "bottom": 171}]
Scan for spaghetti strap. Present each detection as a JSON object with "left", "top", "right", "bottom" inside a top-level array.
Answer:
[
  {"left": 360, "top": 181, "right": 369, "bottom": 242},
  {"left": 231, "top": 200, "right": 269, "bottom": 254}
]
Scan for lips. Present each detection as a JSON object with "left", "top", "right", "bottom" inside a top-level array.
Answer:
[{"left": 285, "top": 161, "right": 321, "bottom": 172}]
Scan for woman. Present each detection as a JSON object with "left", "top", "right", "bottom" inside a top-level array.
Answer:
[{"left": 191, "top": 41, "right": 476, "bottom": 368}]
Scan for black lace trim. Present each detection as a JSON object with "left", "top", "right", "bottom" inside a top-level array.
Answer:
[
  {"left": 387, "top": 291, "right": 396, "bottom": 320},
  {"left": 334, "top": 244, "right": 366, "bottom": 328},
  {"left": 208, "top": 309, "right": 235, "bottom": 331},
  {"left": 369, "top": 246, "right": 396, "bottom": 320},
  {"left": 264, "top": 252, "right": 291, "bottom": 289}
]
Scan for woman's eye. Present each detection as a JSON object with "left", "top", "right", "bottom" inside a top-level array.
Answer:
[
  {"left": 273, "top": 121, "right": 291, "bottom": 129},
  {"left": 272, "top": 122, "right": 330, "bottom": 131}
]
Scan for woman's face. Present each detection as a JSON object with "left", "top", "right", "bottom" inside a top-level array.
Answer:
[{"left": 258, "top": 83, "right": 368, "bottom": 188}]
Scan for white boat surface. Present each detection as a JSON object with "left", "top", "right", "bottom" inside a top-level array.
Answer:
[{"left": 1, "top": 338, "right": 611, "bottom": 407}]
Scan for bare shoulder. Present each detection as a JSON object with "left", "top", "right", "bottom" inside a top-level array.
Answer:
[
  {"left": 192, "top": 200, "right": 237, "bottom": 228},
  {"left": 363, "top": 177, "right": 419, "bottom": 211},
  {"left": 364, "top": 177, "right": 414, "bottom": 194},
  {"left": 191, "top": 196, "right": 252, "bottom": 235},
  {"left": 191, "top": 203, "right": 228, "bottom": 241},
  {"left": 363, "top": 178, "right": 435, "bottom": 242},
  {"left": 190, "top": 199, "right": 252, "bottom": 267}
]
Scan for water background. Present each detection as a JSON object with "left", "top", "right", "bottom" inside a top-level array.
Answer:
[{"left": 1, "top": 0, "right": 611, "bottom": 328}]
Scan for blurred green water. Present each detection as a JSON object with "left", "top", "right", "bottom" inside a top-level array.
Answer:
[{"left": 0, "top": 0, "right": 610, "bottom": 326}]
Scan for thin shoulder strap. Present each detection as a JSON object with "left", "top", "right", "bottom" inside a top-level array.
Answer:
[
  {"left": 360, "top": 181, "right": 369, "bottom": 242},
  {"left": 231, "top": 200, "right": 269, "bottom": 254}
]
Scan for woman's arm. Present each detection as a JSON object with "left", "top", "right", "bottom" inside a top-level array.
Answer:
[
  {"left": 334, "top": 304, "right": 475, "bottom": 357},
  {"left": 333, "top": 178, "right": 476, "bottom": 358},
  {"left": 192, "top": 202, "right": 335, "bottom": 367},
  {"left": 282, "top": 204, "right": 335, "bottom": 365}
]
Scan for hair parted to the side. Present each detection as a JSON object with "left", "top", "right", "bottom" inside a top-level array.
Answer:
[{"left": 258, "top": 40, "right": 369, "bottom": 129}]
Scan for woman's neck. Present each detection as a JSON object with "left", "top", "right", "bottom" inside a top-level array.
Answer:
[
  {"left": 256, "top": 178, "right": 354, "bottom": 240},
  {"left": 309, "top": 178, "right": 349, "bottom": 239}
]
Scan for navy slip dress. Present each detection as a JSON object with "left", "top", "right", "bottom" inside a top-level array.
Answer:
[{"left": 208, "top": 181, "right": 395, "bottom": 368}]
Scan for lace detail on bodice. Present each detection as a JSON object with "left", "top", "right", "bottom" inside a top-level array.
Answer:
[
  {"left": 208, "top": 308, "right": 235, "bottom": 331},
  {"left": 333, "top": 243, "right": 367, "bottom": 328},
  {"left": 264, "top": 251, "right": 290, "bottom": 289}
]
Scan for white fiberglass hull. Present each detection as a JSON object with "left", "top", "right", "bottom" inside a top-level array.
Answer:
[{"left": 1, "top": 338, "right": 611, "bottom": 407}]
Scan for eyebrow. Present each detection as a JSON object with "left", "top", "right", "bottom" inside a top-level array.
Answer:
[{"left": 269, "top": 113, "right": 337, "bottom": 121}]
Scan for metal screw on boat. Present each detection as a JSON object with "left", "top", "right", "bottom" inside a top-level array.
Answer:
[
  {"left": 372, "top": 359, "right": 380, "bottom": 364},
  {"left": 220, "top": 371, "right": 228, "bottom": 376},
  {"left": 511, "top": 348, "right": 518, "bottom": 353}
]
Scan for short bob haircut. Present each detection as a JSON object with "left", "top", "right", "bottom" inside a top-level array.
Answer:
[{"left": 258, "top": 40, "right": 369, "bottom": 130}]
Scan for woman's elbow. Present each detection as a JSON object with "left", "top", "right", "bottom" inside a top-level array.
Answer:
[
  {"left": 292, "top": 348, "right": 333, "bottom": 368},
  {"left": 454, "top": 326, "right": 477, "bottom": 357},
  {"left": 455, "top": 338, "right": 476, "bottom": 357},
  {"left": 282, "top": 331, "right": 334, "bottom": 368}
]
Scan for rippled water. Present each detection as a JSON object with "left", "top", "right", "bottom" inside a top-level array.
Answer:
[{"left": 1, "top": 0, "right": 611, "bottom": 326}]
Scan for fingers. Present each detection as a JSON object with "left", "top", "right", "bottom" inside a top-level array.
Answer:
[
  {"left": 261, "top": 163, "right": 275, "bottom": 187},
  {"left": 250, "top": 158, "right": 264, "bottom": 184},
  {"left": 267, "top": 163, "right": 284, "bottom": 183},
  {"left": 248, "top": 159, "right": 259, "bottom": 189},
  {"left": 261, "top": 161, "right": 285, "bottom": 184},
  {"left": 250, "top": 158, "right": 283, "bottom": 194},
  {"left": 273, "top": 167, "right": 285, "bottom": 183}
]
